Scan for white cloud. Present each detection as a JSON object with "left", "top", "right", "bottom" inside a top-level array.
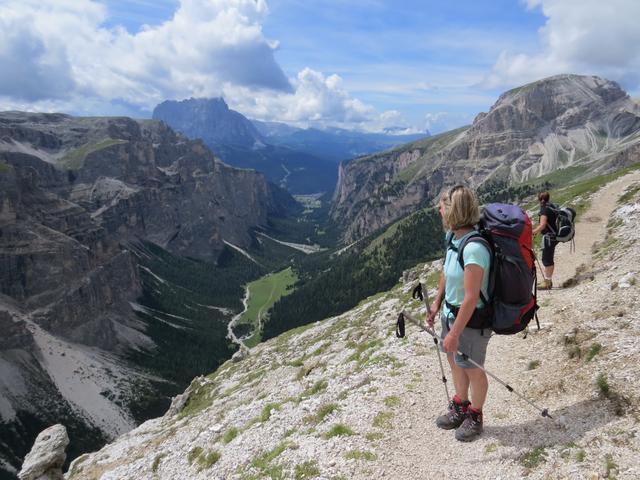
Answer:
[
  {"left": 0, "top": 0, "right": 290, "bottom": 108},
  {"left": 485, "top": 0, "right": 640, "bottom": 91},
  {"left": 224, "top": 67, "right": 414, "bottom": 132},
  {"left": 423, "top": 112, "right": 475, "bottom": 134},
  {"left": 0, "top": 0, "right": 405, "bottom": 132}
]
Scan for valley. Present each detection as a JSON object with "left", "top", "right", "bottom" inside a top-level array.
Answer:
[{"left": 152, "top": 98, "right": 430, "bottom": 195}]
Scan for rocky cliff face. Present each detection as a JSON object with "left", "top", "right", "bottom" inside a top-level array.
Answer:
[
  {"left": 0, "top": 112, "right": 291, "bottom": 477},
  {"left": 331, "top": 75, "right": 640, "bottom": 242}
]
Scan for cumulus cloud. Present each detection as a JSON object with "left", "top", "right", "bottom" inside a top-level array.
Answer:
[
  {"left": 224, "top": 68, "right": 413, "bottom": 131},
  {"left": 485, "top": 0, "right": 640, "bottom": 91},
  {"left": 0, "top": 0, "right": 404, "bottom": 131},
  {"left": 0, "top": 0, "right": 290, "bottom": 108},
  {"left": 0, "top": 1, "right": 82, "bottom": 101}
]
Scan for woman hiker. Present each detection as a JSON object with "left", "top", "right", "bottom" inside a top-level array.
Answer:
[
  {"left": 532, "top": 191, "right": 558, "bottom": 290},
  {"left": 426, "top": 185, "right": 492, "bottom": 442}
]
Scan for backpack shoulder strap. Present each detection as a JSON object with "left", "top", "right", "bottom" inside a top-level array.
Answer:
[
  {"left": 542, "top": 203, "right": 559, "bottom": 234},
  {"left": 445, "top": 231, "right": 455, "bottom": 250},
  {"left": 457, "top": 232, "right": 492, "bottom": 307},
  {"left": 443, "top": 231, "right": 455, "bottom": 266},
  {"left": 456, "top": 232, "right": 490, "bottom": 270}
]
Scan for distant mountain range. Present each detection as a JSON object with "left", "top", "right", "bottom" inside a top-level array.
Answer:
[
  {"left": 152, "top": 98, "right": 430, "bottom": 195},
  {"left": 252, "top": 120, "right": 429, "bottom": 163}
]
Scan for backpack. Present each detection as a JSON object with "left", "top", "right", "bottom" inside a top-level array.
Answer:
[
  {"left": 447, "top": 203, "right": 539, "bottom": 335},
  {"left": 547, "top": 203, "right": 576, "bottom": 242}
]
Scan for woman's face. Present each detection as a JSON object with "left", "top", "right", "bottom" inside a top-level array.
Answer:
[{"left": 439, "top": 200, "right": 446, "bottom": 218}]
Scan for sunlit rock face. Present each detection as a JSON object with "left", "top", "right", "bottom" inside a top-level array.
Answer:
[{"left": 331, "top": 75, "right": 640, "bottom": 243}]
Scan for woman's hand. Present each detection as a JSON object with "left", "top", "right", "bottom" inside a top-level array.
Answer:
[
  {"left": 426, "top": 301, "right": 439, "bottom": 328},
  {"left": 443, "top": 330, "right": 459, "bottom": 353},
  {"left": 533, "top": 214, "right": 548, "bottom": 236}
]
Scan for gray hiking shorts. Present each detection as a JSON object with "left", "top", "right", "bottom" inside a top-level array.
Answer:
[{"left": 440, "top": 313, "right": 492, "bottom": 369}]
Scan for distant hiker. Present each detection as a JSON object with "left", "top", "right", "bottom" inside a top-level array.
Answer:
[
  {"left": 426, "top": 185, "right": 491, "bottom": 442},
  {"left": 532, "top": 191, "right": 557, "bottom": 289}
]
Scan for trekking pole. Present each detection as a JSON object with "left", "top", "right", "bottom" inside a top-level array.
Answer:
[
  {"left": 534, "top": 257, "right": 546, "bottom": 281},
  {"left": 411, "top": 283, "right": 450, "bottom": 402},
  {"left": 397, "top": 310, "right": 553, "bottom": 420}
]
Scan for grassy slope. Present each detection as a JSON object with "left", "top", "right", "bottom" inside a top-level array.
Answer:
[
  {"left": 521, "top": 163, "right": 640, "bottom": 214},
  {"left": 59, "top": 139, "right": 128, "bottom": 170},
  {"left": 394, "top": 127, "right": 468, "bottom": 184},
  {"left": 262, "top": 207, "right": 444, "bottom": 340}
]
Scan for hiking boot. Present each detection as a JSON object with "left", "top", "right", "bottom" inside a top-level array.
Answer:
[
  {"left": 537, "top": 279, "right": 553, "bottom": 290},
  {"left": 436, "top": 395, "right": 470, "bottom": 430},
  {"left": 455, "top": 406, "right": 483, "bottom": 442}
]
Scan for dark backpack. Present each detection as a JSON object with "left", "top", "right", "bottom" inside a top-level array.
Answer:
[
  {"left": 447, "top": 203, "right": 539, "bottom": 335},
  {"left": 547, "top": 203, "right": 576, "bottom": 242}
]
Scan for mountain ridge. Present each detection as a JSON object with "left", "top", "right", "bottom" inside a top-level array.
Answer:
[
  {"left": 331, "top": 74, "right": 640, "bottom": 243},
  {"left": 253, "top": 120, "right": 430, "bottom": 163}
]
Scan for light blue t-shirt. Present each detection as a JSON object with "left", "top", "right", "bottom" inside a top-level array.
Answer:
[{"left": 443, "top": 231, "right": 491, "bottom": 318}]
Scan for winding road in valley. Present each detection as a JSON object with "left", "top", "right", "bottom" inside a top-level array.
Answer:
[{"left": 227, "top": 286, "right": 251, "bottom": 353}]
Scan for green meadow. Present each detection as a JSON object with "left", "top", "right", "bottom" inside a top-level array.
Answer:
[{"left": 240, "top": 267, "right": 297, "bottom": 347}]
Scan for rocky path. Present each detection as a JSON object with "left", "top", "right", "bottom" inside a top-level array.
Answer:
[
  {"left": 552, "top": 171, "right": 640, "bottom": 285},
  {"left": 371, "top": 171, "right": 640, "bottom": 480}
]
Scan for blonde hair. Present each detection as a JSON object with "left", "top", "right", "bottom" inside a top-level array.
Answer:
[{"left": 441, "top": 185, "right": 480, "bottom": 230}]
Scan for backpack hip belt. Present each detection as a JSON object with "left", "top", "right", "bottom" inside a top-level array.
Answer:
[{"left": 444, "top": 300, "right": 492, "bottom": 330}]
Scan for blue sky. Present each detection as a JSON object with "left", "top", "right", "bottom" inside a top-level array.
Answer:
[
  {"left": 262, "top": 0, "right": 547, "bottom": 129},
  {"left": 1, "top": 1, "right": 639, "bottom": 133}
]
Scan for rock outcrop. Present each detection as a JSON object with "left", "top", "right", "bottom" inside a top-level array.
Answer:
[
  {"left": 331, "top": 75, "right": 640, "bottom": 242},
  {"left": 18, "top": 425, "right": 68, "bottom": 480}
]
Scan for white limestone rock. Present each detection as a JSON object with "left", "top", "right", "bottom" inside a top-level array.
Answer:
[{"left": 18, "top": 425, "right": 69, "bottom": 480}]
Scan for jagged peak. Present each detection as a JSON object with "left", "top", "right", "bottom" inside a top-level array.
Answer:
[{"left": 155, "top": 96, "right": 229, "bottom": 112}]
